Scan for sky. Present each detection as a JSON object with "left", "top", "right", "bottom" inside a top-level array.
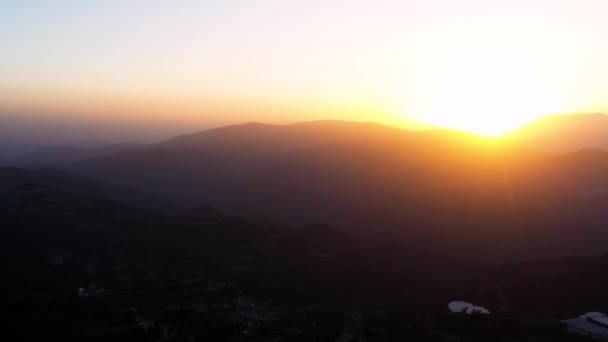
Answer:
[{"left": 2, "top": 0, "right": 608, "bottom": 141}]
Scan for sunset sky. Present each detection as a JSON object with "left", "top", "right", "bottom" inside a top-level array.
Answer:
[{"left": 3, "top": 0, "right": 608, "bottom": 138}]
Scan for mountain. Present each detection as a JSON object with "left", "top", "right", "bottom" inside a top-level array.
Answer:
[
  {"left": 0, "top": 167, "right": 172, "bottom": 210},
  {"left": 62, "top": 120, "right": 608, "bottom": 260},
  {"left": 0, "top": 185, "right": 434, "bottom": 341},
  {"left": 548, "top": 148, "right": 608, "bottom": 187},
  {"left": 0, "top": 180, "right": 602, "bottom": 341},
  {"left": 507, "top": 113, "right": 608, "bottom": 153},
  {"left": 9, "top": 142, "right": 148, "bottom": 166},
  {"left": 66, "top": 120, "right": 411, "bottom": 209},
  {"left": 0, "top": 142, "right": 45, "bottom": 160}
]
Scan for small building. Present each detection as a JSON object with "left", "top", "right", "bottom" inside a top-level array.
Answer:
[
  {"left": 448, "top": 301, "right": 491, "bottom": 315},
  {"left": 561, "top": 312, "right": 608, "bottom": 341}
]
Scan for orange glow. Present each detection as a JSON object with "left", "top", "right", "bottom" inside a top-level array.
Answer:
[
  {"left": 387, "top": 17, "right": 596, "bottom": 136},
  {"left": 3, "top": 2, "right": 608, "bottom": 133}
]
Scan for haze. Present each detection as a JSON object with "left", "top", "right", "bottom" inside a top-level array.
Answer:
[{"left": 4, "top": 0, "right": 608, "bottom": 140}]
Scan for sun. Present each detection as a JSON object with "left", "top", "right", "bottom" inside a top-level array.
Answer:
[
  {"left": 407, "top": 47, "right": 569, "bottom": 136},
  {"left": 390, "top": 20, "right": 581, "bottom": 136}
]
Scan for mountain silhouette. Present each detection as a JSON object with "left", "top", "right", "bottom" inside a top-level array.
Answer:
[
  {"left": 507, "top": 113, "right": 608, "bottom": 153},
  {"left": 0, "top": 167, "right": 172, "bottom": 210},
  {"left": 10, "top": 142, "right": 147, "bottom": 167},
  {"left": 54, "top": 118, "right": 608, "bottom": 261}
]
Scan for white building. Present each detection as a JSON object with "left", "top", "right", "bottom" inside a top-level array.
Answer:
[
  {"left": 448, "top": 301, "right": 491, "bottom": 315},
  {"left": 561, "top": 312, "right": 608, "bottom": 341}
]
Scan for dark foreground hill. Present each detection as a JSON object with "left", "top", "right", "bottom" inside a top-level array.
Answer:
[
  {"left": 61, "top": 120, "right": 608, "bottom": 261},
  {"left": 0, "top": 185, "right": 598, "bottom": 341}
]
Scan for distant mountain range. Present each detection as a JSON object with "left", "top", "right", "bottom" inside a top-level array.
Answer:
[
  {"left": 506, "top": 113, "right": 608, "bottom": 153},
  {"left": 8, "top": 143, "right": 148, "bottom": 166},
  {"left": 0, "top": 167, "right": 172, "bottom": 210},
  {"left": 3, "top": 114, "right": 608, "bottom": 260},
  {"left": 23, "top": 116, "right": 598, "bottom": 261}
]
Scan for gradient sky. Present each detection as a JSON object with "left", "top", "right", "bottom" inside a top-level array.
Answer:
[{"left": 3, "top": 0, "right": 608, "bottom": 140}]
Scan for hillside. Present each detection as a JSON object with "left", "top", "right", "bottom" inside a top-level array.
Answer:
[
  {"left": 0, "top": 183, "right": 599, "bottom": 341},
  {"left": 57, "top": 120, "right": 608, "bottom": 261},
  {"left": 0, "top": 185, "right": 429, "bottom": 341}
]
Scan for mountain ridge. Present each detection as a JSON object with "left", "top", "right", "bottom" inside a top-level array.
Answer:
[
  {"left": 506, "top": 112, "right": 608, "bottom": 153},
  {"left": 0, "top": 167, "right": 173, "bottom": 210},
  {"left": 51, "top": 118, "right": 608, "bottom": 261}
]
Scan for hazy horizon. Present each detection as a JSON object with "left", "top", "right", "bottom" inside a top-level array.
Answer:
[
  {"left": 1, "top": 111, "right": 606, "bottom": 155},
  {"left": 5, "top": 1, "right": 608, "bottom": 138}
]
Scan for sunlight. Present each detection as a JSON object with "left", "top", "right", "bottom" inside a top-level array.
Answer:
[
  {"left": 395, "top": 18, "right": 583, "bottom": 136},
  {"left": 407, "top": 47, "right": 568, "bottom": 136}
]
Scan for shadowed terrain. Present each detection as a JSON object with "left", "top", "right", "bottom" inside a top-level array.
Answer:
[
  {"left": 0, "top": 167, "right": 172, "bottom": 210},
  {"left": 0, "top": 183, "right": 599, "bottom": 341},
  {"left": 50, "top": 116, "right": 608, "bottom": 261},
  {"left": 3, "top": 115, "right": 608, "bottom": 340}
]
